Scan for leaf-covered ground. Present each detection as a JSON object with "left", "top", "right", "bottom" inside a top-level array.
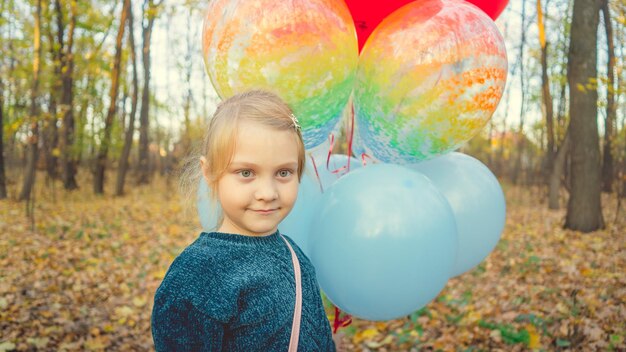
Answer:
[{"left": 1, "top": 174, "right": 624, "bottom": 351}]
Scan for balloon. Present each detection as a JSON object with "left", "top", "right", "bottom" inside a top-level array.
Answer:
[
  {"left": 278, "top": 172, "right": 323, "bottom": 256},
  {"left": 465, "top": 0, "right": 509, "bottom": 20},
  {"left": 343, "top": 0, "right": 413, "bottom": 52},
  {"left": 354, "top": 0, "right": 508, "bottom": 164},
  {"left": 349, "top": 115, "right": 379, "bottom": 164},
  {"left": 307, "top": 153, "right": 362, "bottom": 192},
  {"left": 344, "top": 0, "right": 508, "bottom": 52},
  {"left": 202, "top": 0, "right": 358, "bottom": 149},
  {"left": 309, "top": 164, "right": 458, "bottom": 321},
  {"left": 410, "top": 152, "right": 505, "bottom": 276},
  {"left": 198, "top": 177, "right": 221, "bottom": 232}
]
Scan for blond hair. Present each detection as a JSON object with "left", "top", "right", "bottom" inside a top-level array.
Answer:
[{"left": 179, "top": 90, "right": 305, "bottom": 228}]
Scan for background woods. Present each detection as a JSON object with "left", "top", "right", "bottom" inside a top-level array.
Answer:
[
  {"left": 1, "top": 0, "right": 625, "bottom": 351},
  {"left": 1, "top": 0, "right": 625, "bottom": 214}
]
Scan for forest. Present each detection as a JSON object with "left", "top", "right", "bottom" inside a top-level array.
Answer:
[{"left": 1, "top": 0, "right": 625, "bottom": 351}]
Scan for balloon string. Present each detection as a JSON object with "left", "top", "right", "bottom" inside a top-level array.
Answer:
[
  {"left": 325, "top": 133, "right": 349, "bottom": 179},
  {"left": 326, "top": 133, "right": 334, "bottom": 170},
  {"left": 309, "top": 154, "right": 324, "bottom": 193},
  {"left": 333, "top": 306, "right": 352, "bottom": 334},
  {"left": 346, "top": 103, "right": 355, "bottom": 172},
  {"left": 360, "top": 153, "right": 374, "bottom": 167},
  {"left": 327, "top": 104, "right": 358, "bottom": 178}
]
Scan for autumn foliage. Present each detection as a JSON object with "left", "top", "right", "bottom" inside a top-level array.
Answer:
[{"left": 1, "top": 175, "right": 624, "bottom": 351}]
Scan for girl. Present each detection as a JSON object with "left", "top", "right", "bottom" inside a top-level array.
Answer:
[{"left": 151, "top": 90, "right": 336, "bottom": 351}]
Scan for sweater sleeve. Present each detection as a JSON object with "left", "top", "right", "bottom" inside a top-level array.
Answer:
[{"left": 152, "top": 297, "right": 225, "bottom": 352}]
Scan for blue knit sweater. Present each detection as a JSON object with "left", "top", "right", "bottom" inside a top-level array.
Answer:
[{"left": 151, "top": 230, "right": 336, "bottom": 351}]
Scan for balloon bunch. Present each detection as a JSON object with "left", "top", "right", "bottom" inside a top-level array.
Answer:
[{"left": 200, "top": 0, "right": 508, "bottom": 321}]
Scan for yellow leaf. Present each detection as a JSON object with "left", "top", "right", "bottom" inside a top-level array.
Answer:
[
  {"left": 52, "top": 148, "right": 61, "bottom": 157},
  {"left": 580, "top": 268, "right": 593, "bottom": 277},
  {"left": 152, "top": 269, "right": 167, "bottom": 280},
  {"left": 114, "top": 305, "right": 134, "bottom": 319},
  {"left": 465, "top": 310, "right": 482, "bottom": 324},
  {"left": 84, "top": 336, "right": 108, "bottom": 351},
  {"left": 527, "top": 324, "right": 541, "bottom": 349},
  {"left": 132, "top": 297, "right": 147, "bottom": 308},
  {"left": 353, "top": 328, "right": 379, "bottom": 344},
  {"left": 168, "top": 224, "right": 183, "bottom": 236}
]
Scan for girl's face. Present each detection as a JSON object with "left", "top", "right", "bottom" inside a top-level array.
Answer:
[{"left": 214, "top": 119, "right": 300, "bottom": 237}]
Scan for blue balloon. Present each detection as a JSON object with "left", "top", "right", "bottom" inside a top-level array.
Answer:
[
  {"left": 308, "top": 154, "right": 363, "bottom": 192},
  {"left": 198, "top": 177, "right": 221, "bottom": 231},
  {"left": 309, "top": 164, "right": 458, "bottom": 321},
  {"left": 410, "top": 152, "right": 506, "bottom": 277},
  {"left": 279, "top": 172, "right": 323, "bottom": 256}
]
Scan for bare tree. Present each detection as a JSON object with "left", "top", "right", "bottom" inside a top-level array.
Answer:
[
  {"left": 116, "top": 0, "right": 139, "bottom": 196},
  {"left": 18, "top": 0, "right": 42, "bottom": 202},
  {"left": 564, "top": 0, "right": 604, "bottom": 231}
]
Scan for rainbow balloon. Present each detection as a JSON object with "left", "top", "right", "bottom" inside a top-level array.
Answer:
[
  {"left": 202, "top": 0, "right": 358, "bottom": 149},
  {"left": 354, "top": 0, "right": 508, "bottom": 163}
]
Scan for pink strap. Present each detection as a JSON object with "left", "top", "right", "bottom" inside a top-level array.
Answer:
[{"left": 281, "top": 235, "right": 301, "bottom": 352}]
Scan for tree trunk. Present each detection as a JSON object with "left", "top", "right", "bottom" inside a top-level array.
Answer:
[
  {"left": 137, "top": 0, "right": 161, "bottom": 185},
  {"left": 94, "top": 0, "right": 129, "bottom": 194},
  {"left": 512, "top": 0, "right": 528, "bottom": 185},
  {"left": 537, "top": 0, "right": 555, "bottom": 182},
  {"left": 601, "top": 0, "right": 616, "bottom": 193},
  {"left": 564, "top": 0, "right": 604, "bottom": 232},
  {"left": 116, "top": 0, "right": 139, "bottom": 196},
  {"left": 548, "top": 129, "right": 570, "bottom": 209},
  {"left": 0, "top": 74, "right": 6, "bottom": 199},
  {"left": 44, "top": 4, "right": 61, "bottom": 181},
  {"left": 18, "top": 0, "right": 42, "bottom": 202},
  {"left": 55, "top": 0, "right": 78, "bottom": 190}
]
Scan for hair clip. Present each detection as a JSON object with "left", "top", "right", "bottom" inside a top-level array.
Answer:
[{"left": 290, "top": 113, "right": 301, "bottom": 132}]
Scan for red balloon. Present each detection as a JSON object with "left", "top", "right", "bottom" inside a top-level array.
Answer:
[
  {"left": 344, "top": 0, "right": 508, "bottom": 52},
  {"left": 464, "top": 0, "right": 508, "bottom": 20},
  {"left": 344, "top": 0, "right": 413, "bottom": 52}
]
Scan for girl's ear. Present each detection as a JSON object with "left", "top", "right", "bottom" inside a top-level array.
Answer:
[{"left": 199, "top": 156, "right": 211, "bottom": 184}]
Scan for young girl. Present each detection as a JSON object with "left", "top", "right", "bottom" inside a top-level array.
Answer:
[{"left": 151, "top": 90, "right": 336, "bottom": 351}]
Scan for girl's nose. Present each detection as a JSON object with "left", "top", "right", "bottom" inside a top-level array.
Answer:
[{"left": 254, "top": 178, "right": 278, "bottom": 201}]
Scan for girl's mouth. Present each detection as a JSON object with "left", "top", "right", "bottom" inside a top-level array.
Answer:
[{"left": 252, "top": 209, "right": 278, "bottom": 214}]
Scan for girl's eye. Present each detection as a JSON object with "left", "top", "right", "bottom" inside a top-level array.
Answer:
[
  {"left": 238, "top": 170, "right": 253, "bottom": 178},
  {"left": 278, "top": 170, "right": 293, "bottom": 178}
]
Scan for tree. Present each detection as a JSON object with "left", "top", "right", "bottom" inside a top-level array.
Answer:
[
  {"left": 54, "top": 0, "right": 79, "bottom": 190},
  {"left": 94, "top": 0, "right": 129, "bottom": 194},
  {"left": 137, "top": 0, "right": 162, "bottom": 185},
  {"left": 116, "top": 0, "right": 139, "bottom": 196},
  {"left": 512, "top": 0, "right": 528, "bottom": 185},
  {"left": 18, "top": 0, "right": 42, "bottom": 202},
  {"left": 0, "top": 71, "right": 6, "bottom": 200},
  {"left": 564, "top": 0, "right": 604, "bottom": 232},
  {"left": 537, "top": 0, "right": 555, "bottom": 179},
  {"left": 601, "top": 0, "right": 616, "bottom": 193}
]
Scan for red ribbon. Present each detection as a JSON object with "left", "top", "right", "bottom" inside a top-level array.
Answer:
[
  {"left": 309, "top": 154, "right": 324, "bottom": 193},
  {"left": 332, "top": 306, "right": 353, "bottom": 334}
]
